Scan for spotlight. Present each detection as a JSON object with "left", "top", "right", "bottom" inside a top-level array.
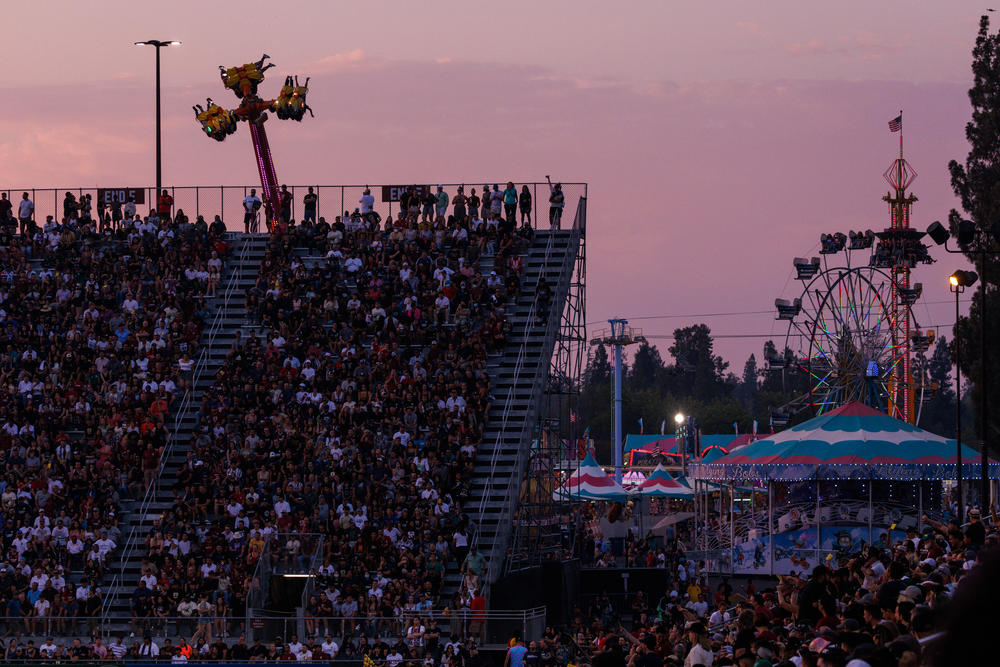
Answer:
[
  {"left": 949, "top": 270, "right": 978, "bottom": 288},
  {"left": 926, "top": 221, "right": 949, "bottom": 246}
]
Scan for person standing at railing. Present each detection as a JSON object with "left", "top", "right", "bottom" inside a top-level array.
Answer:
[
  {"left": 243, "top": 189, "right": 262, "bottom": 234},
  {"left": 17, "top": 192, "right": 33, "bottom": 237},
  {"left": 503, "top": 182, "right": 518, "bottom": 228},
  {"left": 519, "top": 185, "right": 532, "bottom": 226},
  {"left": 157, "top": 189, "right": 174, "bottom": 222},
  {"left": 545, "top": 176, "right": 564, "bottom": 229},
  {"left": 304, "top": 186, "right": 319, "bottom": 223}
]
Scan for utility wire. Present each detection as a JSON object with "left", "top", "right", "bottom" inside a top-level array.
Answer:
[{"left": 588, "top": 299, "right": 972, "bottom": 327}]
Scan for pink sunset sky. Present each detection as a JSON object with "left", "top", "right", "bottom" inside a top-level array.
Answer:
[{"left": 0, "top": 0, "right": 988, "bottom": 367}]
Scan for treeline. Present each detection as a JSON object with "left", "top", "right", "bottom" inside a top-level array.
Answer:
[{"left": 576, "top": 324, "right": 966, "bottom": 462}]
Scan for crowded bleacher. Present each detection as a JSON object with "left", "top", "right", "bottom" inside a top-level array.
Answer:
[
  {"left": 0, "top": 193, "right": 228, "bottom": 645},
  {"left": 123, "top": 184, "right": 536, "bottom": 655}
]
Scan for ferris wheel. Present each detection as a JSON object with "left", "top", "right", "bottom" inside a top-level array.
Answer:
[{"left": 769, "top": 230, "right": 936, "bottom": 426}]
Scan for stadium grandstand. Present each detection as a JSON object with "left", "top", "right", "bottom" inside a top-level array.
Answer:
[{"left": 0, "top": 182, "right": 586, "bottom": 662}]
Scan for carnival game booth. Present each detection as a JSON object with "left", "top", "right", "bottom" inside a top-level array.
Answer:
[{"left": 690, "top": 402, "right": 1000, "bottom": 576}]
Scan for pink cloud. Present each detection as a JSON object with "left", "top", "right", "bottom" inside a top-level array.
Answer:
[
  {"left": 785, "top": 39, "right": 844, "bottom": 56},
  {"left": 308, "top": 48, "right": 366, "bottom": 73}
]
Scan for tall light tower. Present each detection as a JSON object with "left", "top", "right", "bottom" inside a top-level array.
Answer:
[{"left": 590, "top": 319, "right": 644, "bottom": 482}]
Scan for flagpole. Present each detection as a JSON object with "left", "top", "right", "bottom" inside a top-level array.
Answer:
[{"left": 899, "top": 109, "right": 903, "bottom": 160}]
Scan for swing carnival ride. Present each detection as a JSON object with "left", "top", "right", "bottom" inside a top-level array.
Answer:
[
  {"left": 769, "top": 136, "right": 936, "bottom": 427},
  {"left": 193, "top": 54, "right": 312, "bottom": 228}
]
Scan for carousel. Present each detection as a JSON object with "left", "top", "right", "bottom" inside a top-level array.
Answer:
[{"left": 689, "top": 401, "right": 1000, "bottom": 575}]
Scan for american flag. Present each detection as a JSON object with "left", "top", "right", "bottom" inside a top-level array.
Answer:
[{"left": 888, "top": 115, "right": 902, "bottom": 132}]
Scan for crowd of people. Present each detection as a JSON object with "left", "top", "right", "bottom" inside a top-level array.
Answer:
[
  {"left": 1, "top": 627, "right": 490, "bottom": 663},
  {"left": 0, "top": 192, "right": 228, "bottom": 640},
  {"left": 125, "top": 182, "right": 539, "bottom": 655},
  {"left": 536, "top": 507, "right": 1000, "bottom": 667}
]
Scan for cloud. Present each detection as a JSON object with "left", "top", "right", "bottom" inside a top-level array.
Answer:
[
  {"left": 309, "top": 49, "right": 366, "bottom": 72},
  {"left": 785, "top": 39, "right": 844, "bottom": 56},
  {"left": 735, "top": 21, "right": 769, "bottom": 37}
]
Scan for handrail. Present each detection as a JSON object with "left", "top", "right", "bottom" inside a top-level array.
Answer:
[
  {"left": 0, "top": 608, "right": 548, "bottom": 643},
  {"left": 490, "top": 208, "right": 583, "bottom": 583},
  {"left": 472, "top": 200, "right": 585, "bottom": 588},
  {"left": 4, "top": 182, "right": 587, "bottom": 236},
  {"left": 298, "top": 535, "right": 328, "bottom": 612},
  {"left": 245, "top": 532, "right": 274, "bottom": 617},
  {"left": 105, "top": 234, "right": 250, "bottom": 617},
  {"left": 471, "top": 233, "right": 552, "bottom": 548}
]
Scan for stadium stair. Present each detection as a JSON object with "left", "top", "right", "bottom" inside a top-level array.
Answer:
[
  {"left": 441, "top": 226, "right": 582, "bottom": 602},
  {"left": 103, "top": 233, "right": 268, "bottom": 628}
]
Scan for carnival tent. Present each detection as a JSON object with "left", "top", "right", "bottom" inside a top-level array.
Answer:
[
  {"left": 636, "top": 463, "right": 695, "bottom": 498},
  {"left": 553, "top": 454, "right": 628, "bottom": 501},
  {"left": 693, "top": 401, "right": 1000, "bottom": 482}
]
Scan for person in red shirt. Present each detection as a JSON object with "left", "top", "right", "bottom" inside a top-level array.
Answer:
[
  {"left": 470, "top": 589, "right": 486, "bottom": 641},
  {"left": 157, "top": 190, "right": 173, "bottom": 219}
]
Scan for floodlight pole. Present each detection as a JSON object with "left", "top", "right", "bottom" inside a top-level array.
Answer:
[
  {"left": 929, "top": 230, "right": 997, "bottom": 510},
  {"left": 953, "top": 281, "right": 964, "bottom": 524},
  {"left": 135, "top": 40, "right": 181, "bottom": 201},
  {"left": 591, "top": 320, "right": 644, "bottom": 483}
]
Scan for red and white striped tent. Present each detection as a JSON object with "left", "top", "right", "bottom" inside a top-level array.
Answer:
[
  {"left": 553, "top": 454, "right": 628, "bottom": 502},
  {"left": 636, "top": 463, "right": 695, "bottom": 498}
]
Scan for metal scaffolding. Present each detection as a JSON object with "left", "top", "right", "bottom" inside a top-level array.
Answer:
[{"left": 506, "top": 208, "right": 588, "bottom": 573}]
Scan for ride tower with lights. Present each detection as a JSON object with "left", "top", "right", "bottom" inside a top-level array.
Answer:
[
  {"left": 193, "top": 54, "right": 312, "bottom": 230},
  {"left": 881, "top": 112, "right": 919, "bottom": 423}
]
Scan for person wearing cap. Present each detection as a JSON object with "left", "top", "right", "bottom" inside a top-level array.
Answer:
[
  {"left": 684, "top": 622, "right": 713, "bottom": 667},
  {"left": 965, "top": 507, "right": 986, "bottom": 547}
]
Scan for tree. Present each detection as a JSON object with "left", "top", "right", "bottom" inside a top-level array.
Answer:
[
  {"left": 919, "top": 337, "right": 956, "bottom": 438},
  {"left": 669, "top": 324, "right": 729, "bottom": 402},
  {"left": 630, "top": 341, "right": 666, "bottom": 391},
  {"left": 947, "top": 13, "right": 1000, "bottom": 445},
  {"left": 734, "top": 354, "right": 760, "bottom": 413},
  {"left": 585, "top": 344, "right": 612, "bottom": 386}
]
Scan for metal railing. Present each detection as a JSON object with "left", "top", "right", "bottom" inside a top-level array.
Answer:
[
  {"left": 2, "top": 182, "right": 587, "bottom": 235},
  {"left": 95, "top": 608, "right": 546, "bottom": 648},
  {"left": 245, "top": 533, "right": 274, "bottom": 621},
  {"left": 472, "top": 198, "right": 586, "bottom": 588},
  {"left": 105, "top": 234, "right": 251, "bottom": 615}
]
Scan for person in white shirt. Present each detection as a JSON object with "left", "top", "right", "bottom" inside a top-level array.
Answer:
[
  {"left": 39, "top": 639, "right": 59, "bottom": 658},
  {"left": 140, "top": 570, "right": 158, "bottom": 589},
  {"left": 359, "top": 189, "right": 375, "bottom": 215},
  {"left": 435, "top": 294, "right": 450, "bottom": 323},
  {"left": 320, "top": 636, "right": 339, "bottom": 657},
  {"left": 274, "top": 496, "right": 292, "bottom": 517},
  {"left": 17, "top": 192, "right": 34, "bottom": 234},
  {"left": 243, "top": 189, "right": 262, "bottom": 234},
  {"left": 684, "top": 623, "right": 713, "bottom": 667},
  {"left": 95, "top": 533, "right": 116, "bottom": 558},
  {"left": 708, "top": 601, "right": 730, "bottom": 628}
]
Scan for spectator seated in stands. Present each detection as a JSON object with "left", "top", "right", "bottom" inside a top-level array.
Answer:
[
  {"left": 146, "top": 186, "right": 533, "bottom": 644},
  {"left": 0, "top": 206, "right": 227, "bottom": 634}
]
